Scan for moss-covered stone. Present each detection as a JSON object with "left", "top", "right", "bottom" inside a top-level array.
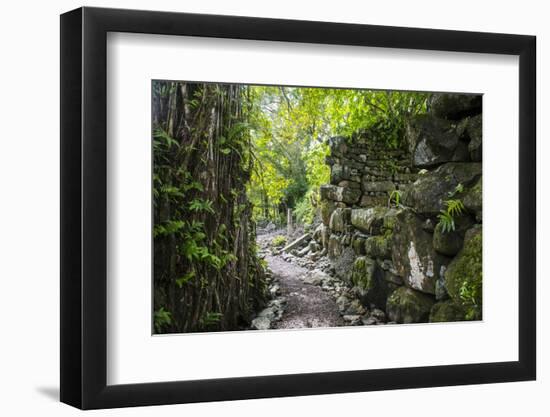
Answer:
[
  {"left": 362, "top": 180, "right": 396, "bottom": 193},
  {"left": 312, "top": 224, "right": 323, "bottom": 244},
  {"left": 433, "top": 228, "right": 463, "bottom": 256},
  {"left": 320, "top": 184, "right": 337, "bottom": 201},
  {"left": 429, "top": 93, "right": 482, "bottom": 120},
  {"left": 351, "top": 256, "right": 389, "bottom": 308},
  {"left": 329, "top": 208, "right": 351, "bottom": 232},
  {"left": 321, "top": 224, "right": 330, "bottom": 250},
  {"left": 433, "top": 214, "right": 474, "bottom": 256},
  {"left": 435, "top": 273, "right": 449, "bottom": 301},
  {"left": 352, "top": 234, "right": 367, "bottom": 255},
  {"left": 383, "top": 211, "right": 399, "bottom": 233},
  {"left": 333, "top": 247, "right": 356, "bottom": 283},
  {"left": 360, "top": 195, "right": 387, "bottom": 207},
  {"left": 402, "top": 162, "right": 481, "bottom": 215},
  {"left": 386, "top": 286, "right": 435, "bottom": 323},
  {"left": 363, "top": 212, "right": 399, "bottom": 259},
  {"left": 463, "top": 177, "right": 482, "bottom": 222},
  {"left": 429, "top": 300, "right": 466, "bottom": 322},
  {"left": 328, "top": 135, "right": 349, "bottom": 156},
  {"left": 328, "top": 234, "right": 342, "bottom": 259},
  {"left": 331, "top": 163, "right": 350, "bottom": 184},
  {"left": 320, "top": 199, "right": 337, "bottom": 227},
  {"left": 392, "top": 209, "right": 450, "bottom": 294},
  {"left": 365, "top": 235, "right": 391, "bottom": 259},
  {"left": 445, "top": 227, "right": 482, "bottom": 320},
  {"left": 351, "top": 207, "right": 397, "bottom": 234},
  {"left": 465, "top": 114, "right": 482, "bottom": 162},
  {"left": 406, "top": 115, "right": 468, "bottom": 167},
  {"left": 342, "top": 187, "right": 361, "bottom": 204},
  {"left": 320, "top": 184, "right": 360, "bottom": 205},
  {"left": 384, "top": 269, "right": 404, "bottom": 286},
  {"left": 351, "top": 256, "right": 376, "bottom": 289}
]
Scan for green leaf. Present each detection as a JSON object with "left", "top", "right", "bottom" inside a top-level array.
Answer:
[
  {"left": 153, "top": 307, "right": 172, "bottom": 333},
  {"left": 189, "top": 199, "right": 215, "bottom": 214},
  {"left": 176, "top": 271, "right": 195, "bottom": 288},
  {"left": 153, "top": 128, "right": 180, "bottom": 149},
  {"left": 153, "top": 220, "right": 185, "bottom": 238}
]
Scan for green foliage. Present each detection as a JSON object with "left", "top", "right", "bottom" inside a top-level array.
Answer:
[
  {"left": 189, "top": 199, "right": 215, "bottom": 214},
  {"left": 246, "top": 86, "right": 428, "bottom": 224},
  {"left": 175, "top": 271, "right": 195, "bottom": 288},
  {"left": 305, "top": 142, "right": 330, "bottom": 187},
  {"left": 436, "top": 184, "right": 465, "bottom": 233},
  {"left": 153, "top": 220, "right": 185, "bottom": 238},
  {"left": 452, "top": 183, "right": 464, "bottom": 195},
  {"left": 460, "top": 278, "right": 482, "bottom": 320},
  {"left": 180, "top": 239, "right": 228, "bottom": 270},
  {"left": 295, "top": 142, "right": 331, "bottom": 225},
  {"left": 294, "top": 188, "right": 318, "bottom": 225},
  {"left": 437, "top": 211, "right": 456, "bottom": 234},
  {"left": 437, "top": 200, "right": 465, "bottom": 233},
  {"left": 446, "top": 231, "right": 483, "bottom": 321},
  {"left": 153, "top": 307, "right": 172, "bottom": 333},
  {"left": 388, "top": 190, "right": 402, "bottom": 208},
  {"left": 445, "top": 199, "right": 465, "bottom": 217},
  {"left": 271, "top": 235, "right": 287, "bottom": 247},
  {"left": 325, "top": 90, "right": 429, "bottom": 147},
  {"left": 152, "top": 81, "right": 267, "bottom": 333},
  {"left": 200, "top": 312, "right": 223, "bottom": 328},
  {"left": 153, "top": 128, "right": 180, "bottom": 150}
]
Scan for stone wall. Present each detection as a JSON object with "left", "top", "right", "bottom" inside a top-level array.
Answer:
[
  {"left": 320, "top": 133, "right": 418, "bottom": 212},
  {"left": 313, "top": 94, "right": 483, "bottom": 323}
]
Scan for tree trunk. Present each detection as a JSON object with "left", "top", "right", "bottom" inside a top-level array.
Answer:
[
  {"left": 287, "top": 208, "right": 293, "bottom": 235},
  {"left": 152, "top": 81, "right": 267, "bottom": 333}
]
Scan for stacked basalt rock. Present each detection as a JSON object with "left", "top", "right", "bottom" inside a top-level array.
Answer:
[{"left": 313, "top": 94, "right": 483, "bottom": 323}]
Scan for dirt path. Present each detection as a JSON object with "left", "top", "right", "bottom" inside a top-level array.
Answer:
[{"left": 265, "top": 254, "right": 345, "bottom": 329}]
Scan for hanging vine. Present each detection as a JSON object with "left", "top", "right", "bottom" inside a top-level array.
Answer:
[{"left": 152, "top": 81, "right": 267, "bottom": 333}]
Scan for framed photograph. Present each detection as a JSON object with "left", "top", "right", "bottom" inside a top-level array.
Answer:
[{"left": 60, "top": 6, "right": 536, "bottom": 409}]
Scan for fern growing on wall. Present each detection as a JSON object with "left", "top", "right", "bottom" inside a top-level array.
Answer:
[{"left": 436, "top": 184, "right": 465, "bottom": 233}]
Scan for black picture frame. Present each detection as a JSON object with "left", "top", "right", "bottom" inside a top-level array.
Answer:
[{"left": 60, "top": 6, "right": 536, "bottom": 410}]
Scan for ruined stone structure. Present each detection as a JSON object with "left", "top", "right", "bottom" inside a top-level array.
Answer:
[{"left": 313, "top": 94, "right": 483, "bottom": 323}]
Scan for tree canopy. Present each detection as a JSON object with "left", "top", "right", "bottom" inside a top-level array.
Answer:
[{"left": 245, "top": 86, "right": 429, "bottom": 224}]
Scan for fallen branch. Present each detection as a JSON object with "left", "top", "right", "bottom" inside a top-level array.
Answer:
[{"left": 279, "top": 233, "right": 312, "bottom": 254}]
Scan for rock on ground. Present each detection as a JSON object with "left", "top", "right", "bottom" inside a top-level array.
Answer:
[{"left": 264, "top": 254, "right": 345, "bottom": 329}]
